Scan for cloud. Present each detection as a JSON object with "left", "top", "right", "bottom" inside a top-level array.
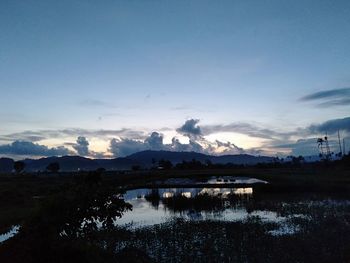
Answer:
[
  {"left": 0, "top": 128, "right": 146, "bottom": 143},
  {"left": 0, "top": 131, "right": 47, "bottom": 142},
  {"left": 110, "top": 132, "right": 174, "bottom": 157},
  {"left": 79, "top": 99, "right": 116, "bottom": 108},
  {"left": 73, "top": 136, "right": 89, "bottom": 156},
  {"left": 108, "top": 119, "right": 249, "bottom": 157},
  {"left": 272, "top": 136, "right": 350, "bottom": 157},
  {"left": 273, "top": 138, "right": 320, "bottom": 156},
  {"left": 2, "top": 117, "right": 348, "bottom": 158},
  {"left": 201, "top": 122, "right": 294, "bottom": 140},
  {"left": 316, "top": 98, "right": 350, "bottom": 107},
  {"left": 110, "top": 138, "right": 149, "bottom": 157},
  {"left": 308, "top": 117, "right": 350, "bottom": 133},
  {"left": 175, "top": 119, "right": 252, "bottom": 155},
  {"left": 0, "top": 141, "right": 72, "bottom": 156},
  {"left": 176, "top": 119, "right": 202, "bottom": 138},
  {"left": 300, "top": 87, "right": 350, "bottom": 107},
  {"left": 144, "top": 132, "right": 165, "bottom": 150},
  {"left": 215, "top": 140, "right": 245, "bottom": 155}
]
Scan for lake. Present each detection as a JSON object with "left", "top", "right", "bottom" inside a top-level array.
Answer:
[{"left": 117, "top": 176, "right": 350, "bottom": 238}]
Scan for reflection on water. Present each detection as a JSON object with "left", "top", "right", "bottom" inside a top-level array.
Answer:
[
  {"left": 0, "top": 225, "right": 20, "bottom": 243},
  {"left": 206, "top": 177, "right": 267, "bottom": 185},
  {"left": 119, "top": 187, "right": 285, "bottom": 227},
  {"left": 158, "top": 176, "right": 268, "bottom": 186}
]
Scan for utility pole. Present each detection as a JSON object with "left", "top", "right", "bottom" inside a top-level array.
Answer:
[
  {"left": 344, "top": 138, "right": 346, "bottom": 156},
  {"left": 337, "top": 130, "right": 342, "bottom": 156}
]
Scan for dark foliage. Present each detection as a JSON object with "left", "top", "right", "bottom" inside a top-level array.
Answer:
[
  {"left": 0, "top": 172, "right": 132, "bottom": 263},
  {"left": 46, "top": 162, "right": 60, "bottom": 173},
  {"left": 158, "top": 159, "right": 173, "bottom": 169},
  {"left": 13, "top": 161, "right": 25, "bottom": 174}
]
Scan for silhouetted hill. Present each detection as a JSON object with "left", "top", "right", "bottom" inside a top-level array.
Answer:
[
  {"left": 210, "top": 154, "right": 274, "bottom": 165},
  {"left": 0, "top": 158, "right": 14, "bottom": 173},
  {"left": 95, "top": 158, "right": 140, "bottom": 171},
  {"left": 23, "top": 156, "right": 99, "bottom": 172},
  {"left": 127, "top": 150, "right": 275, "bottom": 167},
  {"left": 127, "top": 150, "right": 210, "bottom": 166},
  {"left": 0, "top": 151, "right": 276, "bottom": 172}
]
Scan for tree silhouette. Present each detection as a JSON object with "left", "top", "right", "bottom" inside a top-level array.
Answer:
[
  {"left": 158, "top": 159, "right": 173, "bottom": 170},
  {"left": 13, "top": 175, "right": 132, "bottom": 262},
  {"left": 14, "top": 161, "right": 25, "bottom": 174},
  {"left": 46, "top": 162, "right": 60, "bottom": 173},
  {"left": 131, "top": 165, "right": 141, "bottom": 171}
]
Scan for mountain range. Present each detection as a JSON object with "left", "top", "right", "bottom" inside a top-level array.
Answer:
[{"left": 0, "top": 150, "right": 276, "bottom": 173}]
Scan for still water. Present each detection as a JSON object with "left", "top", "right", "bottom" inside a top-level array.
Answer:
[
  {"left": 119, "top": 186, "right": 296, "bottom": 231},
  {"left": 0, "top": 225, "right": 20, "bottom": 244}
]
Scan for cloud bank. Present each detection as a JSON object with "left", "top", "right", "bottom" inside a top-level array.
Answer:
[
  {"left": 308, "top": 117, "right": 350, "bottom": 133},
  {"left": 177, "top": 119, "right": 202, "bottom": 138},
  {"left": 0, "top": 141, "right": 72, "bottom": 157},
  {"left": 0, "top": 116, "right": 349, "bottom": 158},
  {"left": 73, "top": 136, "right": 90, "bottom": 156},
  {"left": 108, "top": 119, "right": 250, "bottom": 157},
  {"left": 300, "top": 87, "right": 350, "bottom": 107}
]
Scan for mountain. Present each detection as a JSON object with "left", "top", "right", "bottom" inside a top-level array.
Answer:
[
  {"left": 0, "top": 151, "right": 276, "bottom": 172},
  {"left": 127, "top": 150, "right": 210, "bottom": 166},
  {"left": 24, "top": 156, "right": 99, "bottom": 172},
  {"left": 0, "top": 158, "right": 14, "bottom": 173},
  {"left": 127, "top": 150, "right": 275, "bottom": 167},
  {"left": 95, "top": 158, "right": 140, "bottom": 171}
]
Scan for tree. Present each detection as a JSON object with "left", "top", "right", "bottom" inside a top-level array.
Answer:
[
  {"left": 46, "top": 162, "right": 60, "bottom": 173},
  {"left": 11, "top": 173, "right": 132, "bottom": 262},
  {"left": 131, "top": 165, "right": 141, "bottom": 171},
  {"left": 14, "top": 161, "right": 25, "bottom": 174},
  {"left": 291, "top": 156, "right": 304, "bottom": 166},
  {"left": 158, "top": 159, "right": 173, "bottom": 170},
  {"left": 205, "top": 159, "right": 213, "bottom": 168}
]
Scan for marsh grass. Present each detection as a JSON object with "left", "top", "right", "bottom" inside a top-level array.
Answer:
[{"left": 112, "top": 202, "right": 350, "bottom": 262}]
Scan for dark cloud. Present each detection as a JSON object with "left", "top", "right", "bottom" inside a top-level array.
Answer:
[
  {"left": 0, "top": 131, "right": 47, "bottom": 142},
  {"left": 73, "top": 136, "right": 89, "bottom": 156},
  {"left": 0, "top": 141, "right": 72, "bottom": 156},
  {"left": 109, "top": 129, "right": 209, "bottom": 157},
  {"left": 109, "top": 132, "right": 169, "bottom": 157},
  {"left": 308, "top": 117, "right": 350, "bottom": 133},
  {"left": 108, "top": 123, "right": 249, "bottom": 157},
  {"left": 177, "top": 119, "right": 202, "bottom": 138},
  {"left": 300, "top": 88, "right": 350, "bottom": 107},
  {"left": 316, "top": 98, "right": 350, "bottom": 107},
  {"left": 215, "top": 140, "right": 245, "bottom": 155},
  {"left": 144, "top": 132, "right": 165, "bottom": 150},
  {"left": 110, "top": 138, "right": 149, "bottom": 157},
  {"left": 169, "top": 137, "right": 205, "bottom": 153},
  {"left": 0, "top": 128, "right": 146, "bottom": 143},
  {"left": 273, "top": 138, "right": 320, "bottom": 156},
  {"left": 301, "top": 88, "right": 350, "bottom": 101},
  {"left": 272, "top": 136, "right": 350, "bottom": 157}
]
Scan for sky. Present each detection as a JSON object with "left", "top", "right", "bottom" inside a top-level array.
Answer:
[{"left": 0, "top": 0, "right": 350, "bottom": 159}]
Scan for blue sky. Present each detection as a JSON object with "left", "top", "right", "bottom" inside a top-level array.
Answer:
[{"left": 0, "top": 0, "right": 349, "bottom": 158}]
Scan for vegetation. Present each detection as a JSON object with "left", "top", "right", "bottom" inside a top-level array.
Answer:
[
  {"left": 0, "top": 170, "right": 131, "bottom": 262},
  {"left": 112, "top": 208, "right": 350, "bottom": 263},
  {"left": 13, "top": 161, "right": 25, "bottom": 174},
  {"left": 0, "top": 156, "right": 349, "bottom": 262},
  {"left": 46, "top": 162, "right": 60, "bottom": 173}
]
